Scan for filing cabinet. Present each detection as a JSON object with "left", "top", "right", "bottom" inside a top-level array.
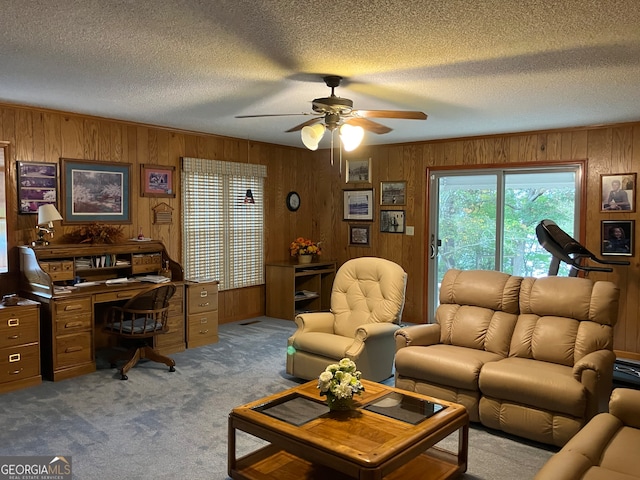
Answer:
[{"left": 186, "top": 281, "right": 219, "bottom": 348}]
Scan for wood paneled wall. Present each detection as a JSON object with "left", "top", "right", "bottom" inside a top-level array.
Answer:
[
  {"left": 1, "top": 103, "right": 639, "bottom": 358},
  {"left": 313, "top": 125, "right": 640, "bottom": 360}
]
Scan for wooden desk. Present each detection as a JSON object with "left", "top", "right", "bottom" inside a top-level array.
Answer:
[
  {"left": 228, "top": 380, "right": 469, "bottom": 480},
  {"left": 19, "top": 242, "right": 185, "bottom": 381}
]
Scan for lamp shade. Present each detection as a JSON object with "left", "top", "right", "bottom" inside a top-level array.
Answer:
[
  {"left": 301, "top": 124, "right": 326, "bottom": 151},
  {"left": 339, "top": 124, "right": 365, "bottom": 152},
  {"left": 37, "top": 204, "right": 63, "bottom": 226}
]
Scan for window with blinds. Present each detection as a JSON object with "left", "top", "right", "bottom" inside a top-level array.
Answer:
[{"left": 181, "top": 157, "right": 266, "bottom": 291}]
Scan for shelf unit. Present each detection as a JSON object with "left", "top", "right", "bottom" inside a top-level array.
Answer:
[{"left": 265, "top": 261, "right": 336, "bottom": 320}]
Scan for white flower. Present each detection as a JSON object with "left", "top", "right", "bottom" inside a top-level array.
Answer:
[{"left": 317, "top": 357, "right": 365, "bottom": 400}]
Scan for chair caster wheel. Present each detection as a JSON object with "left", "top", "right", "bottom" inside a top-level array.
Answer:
[
  {"left": 169, "top": 366, "right": 175, "bottom": 372},
  {"left": 121, "top": 374, "right": 128, "bottom": 380}
]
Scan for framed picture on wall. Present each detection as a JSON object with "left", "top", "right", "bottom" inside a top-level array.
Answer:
[
  {"left": 380, "top": 181, "right": 407, "bottom": 205},
  {"left": 380, "top": 210, "right": 405, "bottom": 233},
  {"left": 60, "top": 158, "right": 132, "bottom": 224},
  {"left": 141, "top": 164, "right": 176, "bottom": 197},
  {"left": 346, "top": 158, "right": 371, "bottom": 183},
  {"left": 17, "top": 161, "right": 58, "bottom": 214},
  {"left": 600, "top": 173, "right": 636, "bottom": 212},
  {"left": 349, "top": 224, "right": 371, "bottom": 247},
  {"left": 343, "top": 188, "right": 374, "bottom": 221},
  {"left": 601, "top": 220, "right": 634, "bottom": 256}
]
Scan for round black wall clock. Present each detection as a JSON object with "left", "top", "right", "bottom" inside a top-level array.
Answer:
[{"left": 286, "top": 191, "right": 300, "bottom": 211}]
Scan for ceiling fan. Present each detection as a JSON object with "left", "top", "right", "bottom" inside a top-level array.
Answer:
[{"left": 236, "top": 75, "right": 428, "bottom": 151}]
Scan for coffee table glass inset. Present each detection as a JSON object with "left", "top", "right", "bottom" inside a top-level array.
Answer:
[{"left": 228, "top": 380, "right": 469, "bottom": 480}]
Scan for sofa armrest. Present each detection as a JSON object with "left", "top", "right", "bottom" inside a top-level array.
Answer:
[
  {"left": 394, "top": 323, "right": 440, "bottom": 351},
  {"left": 346, "top": 323, "right": 400, "bottom": 358},
  {"left": 293, "top": 312, "right": 335, "bottom": 334},
  {"left": 610, "top": 388, "right": 640, "bottom": 428},
  {"left": 572, "top": 349, "right": 616, "bottom": 380},
  {"left": 573, "top": 349, "right": 616, "bottom": 417}
]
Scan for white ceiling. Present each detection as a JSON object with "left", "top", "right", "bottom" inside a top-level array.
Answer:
[{"left": 1, "top": 1, "right": 640, "bottom": 149}]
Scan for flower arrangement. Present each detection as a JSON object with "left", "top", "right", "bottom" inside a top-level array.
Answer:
[
  {"left": 317, "top": 358, "right": 364, "bottom": 410},
  {"left": 289, "top": 237, "right": 321, "bottom": 257},
  {"left": 63, "top": 223, "right": 124, "bottom": 244}
]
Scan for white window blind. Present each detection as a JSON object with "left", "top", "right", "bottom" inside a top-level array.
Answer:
[{"left": 182, "top": 157, "right": 266, "bottom": 291}]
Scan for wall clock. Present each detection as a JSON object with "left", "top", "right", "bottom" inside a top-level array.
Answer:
[{"left": 286, "top": 191, "right": 300, "bottom": 212}]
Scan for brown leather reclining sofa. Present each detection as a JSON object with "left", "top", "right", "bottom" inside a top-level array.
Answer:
[
  {"left": 535, "top": 388, "right": 640, "bottom": 479},
  {"left": 394, "top": 269, "right": 620, "bottom": 447}
]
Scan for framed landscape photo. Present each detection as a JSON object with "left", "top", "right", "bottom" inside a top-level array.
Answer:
[
  {"left": 346, "top": 158, "right": 371, "bottom": 184},
  {"left": 61, "top": 158, "right": 132, "bottom": 224},
  {"left": 349, "top": 224, "right": 371, "bottom": 247},
  {"left": 380, "top": 210, "right": 405, "bottom": 233},
  {"left": 601, "top": 173, "right": 635, "bottom": 212},
  {"left": 17, "top": 161, "right": 58, "bottom": 214},
  {"left": 380, "top": 181, "right": 407, "bottom": 206},
  {"left": 601, "top": 220, "right": 634, "bottom": 256},
  {"left": 141, "top": 164, "right": 176, "bottom": 197},
  {"left": 343, "top": 188, "right": 374, "bottom": 221}
]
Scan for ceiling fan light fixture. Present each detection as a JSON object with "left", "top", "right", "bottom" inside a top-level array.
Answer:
[
  {"left": 301, "top": 124, "right": 326, "bottom": 150},
  {"left": 339, "top": 124, "right": 364, "bottom": 152}
]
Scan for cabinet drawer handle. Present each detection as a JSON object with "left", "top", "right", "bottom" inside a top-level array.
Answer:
[
  {"left": 199, "top": 318, "right": 208, "bottom": 324},
  {"left": 117, "top": 293, "right": 133, "bottom": 298},
  {"left": 199, "top": 291, "right": 208, "bottom": 298},
  {"left": 65, "top": 321, "right": 84, "bottom": 328},
  {"left": 64, "top": 304, "right": 83, "bottom": 311},
  {"left": 198, "top": 302, "right": 209, "bottom": 307},
  {"left": 8, "top": 334, "right": 20, "bottom": 340},
  {"left": 8, "top": 318, "right": 20, "bottom": 327},
  {"left": 10, "top": 368, "right": 23, "bottom": 375},
  {"left": 65, "top": 346, "right": 83, "bottom": 353},
  {"left": 9, "top": 353, "right": 21, "bottom": 362},
  {"left": 200, "top": 329, "right": 209, "bottom": 334}
]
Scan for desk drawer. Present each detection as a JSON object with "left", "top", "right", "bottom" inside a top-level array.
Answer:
[
  {"left": 0, "top": 343, "right": 40, "bottom": 384},
  {"left": 0, "top": 308, "right": 39, "bottom": 347},
  {"left": 55, "top": 333, "right": 92, "bottom": 368},
  {"left": 41, "top": 261, "right": 74, "bottom": 281},
  {"left": 93, "top": 288, "right": 146, "bottom": 303},
  {"left": 55, "top": 314, "right": 92, "bottom": 334},
  {"left": 54, "top": 297, "right": 92, "bottom": 316}
]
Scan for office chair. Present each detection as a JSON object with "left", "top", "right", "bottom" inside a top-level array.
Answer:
[{"left": 104, "top": 283, "right": 177, "bottom": 380}]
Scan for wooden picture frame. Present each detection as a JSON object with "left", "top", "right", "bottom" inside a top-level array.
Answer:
[
  {"left": 17, "top": 161, "right": 58, "bottom": 214},
  {"left": 141, "top": 164, "right": 176, "bottom": 197},
  {"left": 380, "top": 210, "right": 405, "bottom": 233},
  {"left": 61, "top": 158, "right": 132, "bottom": 224},
  {"left": 601, "top": 220, "right": 634, "bottom": 256},
  {"left": 343, "top": 188, "right": 374, "bottom": 221},
  {"left": 380, "top": 181, "right": 407, "bottom": 206},
  {"left": 346, "top": 158, "right": 371, "bottom": 184},
  {"left": 349, "top": 224, "right": 371, "bottom": 247},
  {"left": 601, "top": 173, "right": 635, "bottom": 212}
]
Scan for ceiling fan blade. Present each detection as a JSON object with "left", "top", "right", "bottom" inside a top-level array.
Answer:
[
  {"left": 285, "top": 117, "right": 323, "bottom": 133},
  {"left": 352, "top": 109, "right": 428, "bottom": 120},
  {"left": 345, "top": 117, "right": 392, "bottom": 135},
  {"left": 235, "top": 113, "right": 313, "bottom": 118}
]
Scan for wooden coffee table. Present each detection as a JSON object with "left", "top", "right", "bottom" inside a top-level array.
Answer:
[{"left": 228, "top": 379, "right": 469, "bottom": 480}]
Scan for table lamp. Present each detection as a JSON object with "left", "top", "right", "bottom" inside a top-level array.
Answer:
[{"left": 33, "top": 204, "right": 63, "bottom": 246}]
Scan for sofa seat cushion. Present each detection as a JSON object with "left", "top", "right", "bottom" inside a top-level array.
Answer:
[
  {"left": 395, "top": 344, "right": 503, "bottom": 391},
  {"left": 291, "top": 332, "right": 352, "bottom": 359},
  {"left": 480, "top": 357, "right": 585, "bottom": 416}
]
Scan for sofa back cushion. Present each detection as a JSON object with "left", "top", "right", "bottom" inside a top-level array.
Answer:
[
  {"left": 436, "top": 269, "right": 523, "bottom": 356},
  {"left": 511, "top": 276, "right": 619, "bottom": 365},
  {"left": 332, "top": 257, "right": 408, "bottom": 338}
]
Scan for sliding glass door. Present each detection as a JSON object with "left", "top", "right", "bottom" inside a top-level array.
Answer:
[{"left": 427, "top": 166, "right": 582, "bottom": 319}]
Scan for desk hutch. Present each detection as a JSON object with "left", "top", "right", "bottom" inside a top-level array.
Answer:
[{"left": 19, "top": 241, "right": 218, "bottom": 382}]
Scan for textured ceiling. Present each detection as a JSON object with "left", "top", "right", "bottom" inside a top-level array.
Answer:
[{"left": 1, "top": 0, "right": 640, "bottom": 149}]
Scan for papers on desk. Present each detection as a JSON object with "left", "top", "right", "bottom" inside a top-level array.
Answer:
[
  {"left": 53, "top": 285, "right": 77, "bottom": 294},
  {"left": 105, "top": 277, "right": 138, "bottom": 285},
  {"left": 136, "top": 275, "right": 171, "bottom": 284}
]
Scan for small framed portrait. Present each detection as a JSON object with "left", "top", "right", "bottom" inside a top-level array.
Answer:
[
  {"left": 601, "top": 173, "right": 635, "bottom": 212},
  {"left": 380, "top": 210, "right": 405, "bottom": 233},
  {"left": 349, "top": 224, "right": 371, "bottom": 247},
  {"left": 141, "top": 164, "right": 176, "bottom": 197},
  {"left": 380, "top": 181, "right": 407, "bottom": 205},
  {"left": 343, "top": 188, "right": 374, "bottom": 221},
  {"left": 346, "top": 158, "right": 371, "bottom": 184},
  {"left": 17, "top": 161, "right": 58, "bottom": 214},
  {"left": 601, "top": 220, "right": 634, "bottom": 256}
]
